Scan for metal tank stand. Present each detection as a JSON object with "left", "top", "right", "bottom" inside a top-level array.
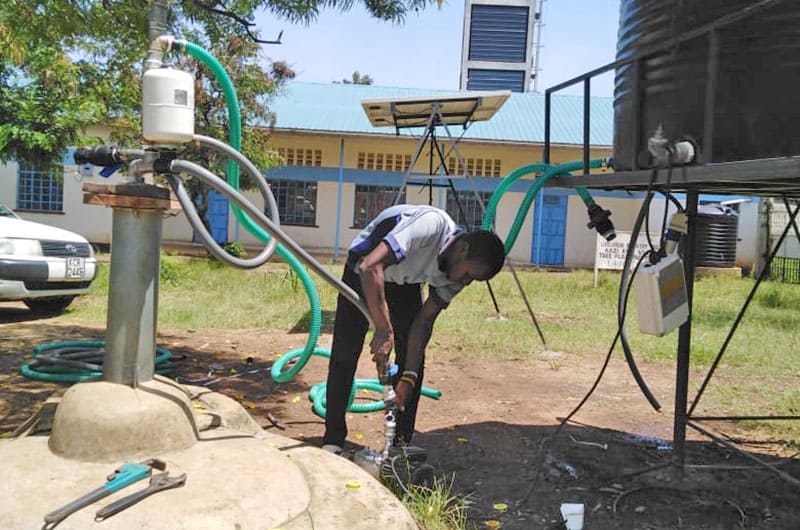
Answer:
[{"left": 547, "top": 162, "right": 800, "bottom": 488}]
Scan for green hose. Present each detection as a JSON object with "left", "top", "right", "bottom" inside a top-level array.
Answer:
[
  {"left": 178, "top": 41, "right": 439, "bottom": 414},
  {"left": 180, "top": 40, "right": 323, "bottom": 384},
  {"left": 482, "top": 163, "right": 549, "bottom": 230},
  {"left": 309, "top": 379, "right": 442, "bottom": 418},
  {"left": 20, "top": 340, "right": 172, "bottom": 383},
  {"left": 483, "top": 159, "right": 607, "bottom": 254}
]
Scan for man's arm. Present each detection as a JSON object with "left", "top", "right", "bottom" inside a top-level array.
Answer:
[
  {"left": 357, "top": 241, "right": 395, "bottom": 362},
  {"left": 396, "top": 294, "right": 446, "bottom": 411}
]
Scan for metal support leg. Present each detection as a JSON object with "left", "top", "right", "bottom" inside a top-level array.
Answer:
[
  {"left": 673, "top": 190, "right": 698, "bottom": 475},
  {"left": 104, "top": 208, "right": 162, "bottom": 386}
]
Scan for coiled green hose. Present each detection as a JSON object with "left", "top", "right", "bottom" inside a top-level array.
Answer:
[{"left": 21, "top": 340, "right": 172, "bottom": 383}]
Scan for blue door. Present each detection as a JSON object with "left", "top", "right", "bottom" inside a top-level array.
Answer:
[
  {"left": 532, "top": 192, "right": 567, "bottom": 266},
  {"left": 207, "top": 190, "right": 229, "bottom": 243},
  {"left": 194, "top": 190, "right": 229, "bottom": 243}
]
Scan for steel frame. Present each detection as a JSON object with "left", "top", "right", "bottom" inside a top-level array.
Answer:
[{"left": 539, "top": 0, "right": 800, "bottom": 486}]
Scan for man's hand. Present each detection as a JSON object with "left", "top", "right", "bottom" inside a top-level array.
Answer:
[
  {"left": 370, "top": 328, "right": 393, "bottom": 364},
  {"left": 395, "top": 379, "right": 412, "bottom": 412},
  {"left": 395, "top": 370, "right": 418, "bottom": 412}
]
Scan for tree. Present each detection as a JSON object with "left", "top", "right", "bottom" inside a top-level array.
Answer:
[
  {"left": 0, "top": 0, "right": 437, "bottom": 167},
  {"left": 341, "top": 71, "right": 374, "bottom": 85},
  {"left": 0, "top": 0, "right": 437, "bottom": 229}
]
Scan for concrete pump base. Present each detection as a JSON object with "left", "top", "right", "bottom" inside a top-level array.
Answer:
[
  {"left": 0, "top": 381, "right": 418, "bottom": 530},
  {"left": 49, "top": 379, "right": 198, "bottom": 461}
]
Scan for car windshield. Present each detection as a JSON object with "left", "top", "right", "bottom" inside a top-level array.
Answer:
[{"left": 0, "top": 204, "right": 19, "bottom": 218}]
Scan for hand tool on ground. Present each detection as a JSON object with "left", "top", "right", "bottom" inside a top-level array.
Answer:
[
  {"left": 94, "top": 472, "right": 187, "bottom": 521},
  {"left": 43, "top": 458, "right": 166, "bottom": 529}
]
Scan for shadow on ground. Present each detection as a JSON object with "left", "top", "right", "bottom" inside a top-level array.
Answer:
[{"left": 413, "top": 420, "right": 800, "bottom": 529}]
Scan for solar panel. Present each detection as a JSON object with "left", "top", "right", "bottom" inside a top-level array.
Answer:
[{"left": 361, "top": 91, "right": 510, "bottom": 129}]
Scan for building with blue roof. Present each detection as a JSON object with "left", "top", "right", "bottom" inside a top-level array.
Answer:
[
  {"left": 0, "top": 80, "right": 761, "bottom": 271},
  {"left": 267, "top": 81, "right": 614, "bottom": 146},
  {"left": 221, "top": 80, "right": 618, "bottom": 267}
]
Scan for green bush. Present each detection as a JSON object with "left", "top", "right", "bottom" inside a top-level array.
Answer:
[
  {"left": 160, "top": 253, "right": 184, "bottom": 286},
  {"left": 222, "top": 241, "right": 247, "bottom": 258}
]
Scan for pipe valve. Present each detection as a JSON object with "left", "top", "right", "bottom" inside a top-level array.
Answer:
[
  {"left": 647, "top": 125, "right": 696, "bottom": 167},
  {"left": 587, "top": 203, "right": 616, "bottom": 241}
]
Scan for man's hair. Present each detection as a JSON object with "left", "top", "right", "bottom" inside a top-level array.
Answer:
[{"left": 464, "top": 230, "right": 505, "bottom": 278}]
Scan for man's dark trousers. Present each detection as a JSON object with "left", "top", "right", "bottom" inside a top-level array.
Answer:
[{"left": 323, "top": 264, "right": 424, "bottom": 448}]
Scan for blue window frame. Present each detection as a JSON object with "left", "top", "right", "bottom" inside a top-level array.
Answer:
[
  {"left": 267, "top": 179, "right": 317, "bottom": 226},
  {"left": 353, "top": 185, "right": 406, "bottom": 228},
  {"left": 17, "top": 164, "right": 64, "bottom": 212},
  {"left": 446, "top": 190, "right": 491, "bottom": 231}
]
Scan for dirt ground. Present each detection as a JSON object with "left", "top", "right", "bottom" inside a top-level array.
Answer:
[{"left": 2, "top": 303, "right": 799, "bottom": 529}]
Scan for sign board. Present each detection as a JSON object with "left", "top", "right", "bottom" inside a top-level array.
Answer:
[{"left": 594, "top": 231, "right": 659, "bottom": 286}]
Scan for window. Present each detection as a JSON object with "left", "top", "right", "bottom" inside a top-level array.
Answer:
[
  {"left": 17, "top": 163, "right": 64, "bottom": 212},
  {"left": 357, "top": 151, "right": 412, "bottom": 172},
  {"left": 353, "top": 185, "right": 406, "bottom": 228},
  {"left": 447, "top": 156, "right": 502, "bottom": 177},
  {"left": 277, "top": 147, "right": 322, "bottom": 167},
  {"left": 267, "top": 179, "right": 317, "bottom": 226},
  {"left": 446, "top": 190, "right": 492, "bottom": 231}
]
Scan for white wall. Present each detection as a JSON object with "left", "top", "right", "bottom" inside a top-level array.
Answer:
[{"left": 564, "top": 195, "right": 674, "bottom": 268}]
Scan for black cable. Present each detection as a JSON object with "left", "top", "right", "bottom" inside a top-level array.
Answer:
[
  {"left": 656, "top": 189, "right": 685, "bottom": 213},
  {"left": 617, "top": 169, "right": 663, "bottom": 412},
  {"left": 644, "top": 159, "right": 675, "bottom": 256}
]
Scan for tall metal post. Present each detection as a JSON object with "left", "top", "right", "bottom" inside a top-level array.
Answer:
[
  {"left": 145, "top": 0, "right": 170, "bottom": 71},
  {"left": 583, "top": 78, "right": 591, "bottom": 175},
  {"left": 104, "top": 208, "right": 162, "bottom": 385},
  {"left": 673, "top": 190, "right": 698, "bottom": 475}
]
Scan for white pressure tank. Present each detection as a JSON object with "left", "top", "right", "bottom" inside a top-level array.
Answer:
[{"left": 142, "top": 67, "right": 195, "bottom": 144}]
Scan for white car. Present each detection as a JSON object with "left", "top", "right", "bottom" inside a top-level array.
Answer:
[{"left": 0, "top": 203, "right": 98, "bottom": 313}]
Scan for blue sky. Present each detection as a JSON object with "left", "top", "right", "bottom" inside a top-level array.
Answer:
[{"left": 255, "top": 0, "right": 620, "bottom": 96}]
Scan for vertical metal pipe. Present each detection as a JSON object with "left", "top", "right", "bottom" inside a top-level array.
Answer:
[
  {"left": 334, "top": 137, "right": 344, "bottom": 259},
  {"left": 673, "top": 190, "right": 698, "bottom": 475},
  {"left": 104, "top": 208, "right": 162, "bottom": 386},
  {"left": 543, "top": 91, "right": 551, "bottom": 164},
  {"left": 702, "top": 30, "right": 720, "bottom": 164},
  {"left": 583, "top": 78, "right": 591, "bottom": 175},
  {"left": 145, "top": 0, "right": 171, "bottom": 71}
]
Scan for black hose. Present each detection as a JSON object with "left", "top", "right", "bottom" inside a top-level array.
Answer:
[{"left": 618, "top": 184, "right": 662, "bottom": 412}]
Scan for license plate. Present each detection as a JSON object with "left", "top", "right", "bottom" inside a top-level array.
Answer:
[{"left": 66, "top": 257, "right": 85, "bottom": 279}]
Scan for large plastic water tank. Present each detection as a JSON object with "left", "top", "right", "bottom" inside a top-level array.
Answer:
[
  {"left": 694, "top": 204, "right": 738, "bottom": 268},
  {"left": 613, "top": 0, "right": 800, "bottom": 170}
]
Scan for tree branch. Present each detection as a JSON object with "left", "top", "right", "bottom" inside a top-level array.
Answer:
[{"left": 190, "top": 0, "right": 282, "bottom": 44}]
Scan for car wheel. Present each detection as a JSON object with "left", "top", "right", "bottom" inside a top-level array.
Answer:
[{"left": 23, "top": 296, "right": 77, "bottom": 315}]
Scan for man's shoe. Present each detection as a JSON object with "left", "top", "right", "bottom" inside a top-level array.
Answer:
[{"left": 322, "top": 444, "right": 343, "bottom": 456}]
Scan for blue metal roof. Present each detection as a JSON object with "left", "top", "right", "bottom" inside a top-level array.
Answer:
[{"left": 268, "top": 81, "right": 613, "bottom": 146}]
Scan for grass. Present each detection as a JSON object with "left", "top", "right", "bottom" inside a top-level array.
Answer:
[
  {"left": 400, "top": 476, "right": 474, "bottom": 530},
  {"left": 62, "top": 253, "right": 800, "bottom": 436}
]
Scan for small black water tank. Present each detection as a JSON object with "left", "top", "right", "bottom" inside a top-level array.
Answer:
[
  {"left": 694, "top": 204, "right": 738, "bottom": 268},
  {"left": 614, "top": 0, "right": 800, "bottom": 170}
]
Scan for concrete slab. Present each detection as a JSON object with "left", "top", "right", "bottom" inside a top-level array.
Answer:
[{"left": 0, "top": 381, "right": 418, "bottom": 530}]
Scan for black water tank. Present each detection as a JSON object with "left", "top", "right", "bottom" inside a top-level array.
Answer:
[
  {"left": 613, "top": 0, "right": 800, "bottom": 170},
  {"left": 694, "top": 204, "right": 738, "bottom": 268}
]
